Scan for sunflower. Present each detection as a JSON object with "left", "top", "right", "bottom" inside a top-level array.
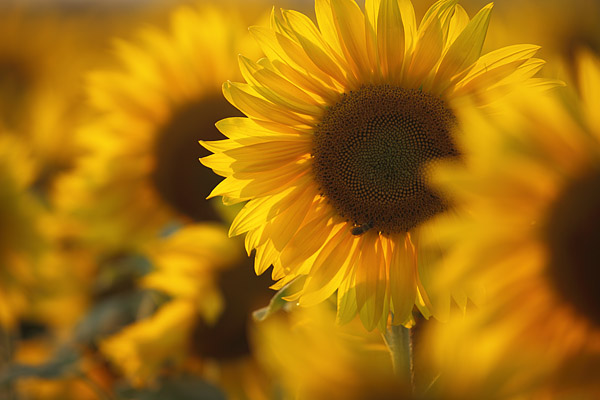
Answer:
[
  {"left": 200, "top": 0, "right": 558, "bottom": 330},
  {"left": 422, "top": 50, "right": 600, "bottom": 397},
  {"left": 53, "top": 4, "right": 263, "bottom": 253},
  {"left": 100, "top": 223, "right": 273, "bottom": 400}
]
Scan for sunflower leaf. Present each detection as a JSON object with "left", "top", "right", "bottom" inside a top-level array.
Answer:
[
  {"left": 252, "top": 278, "right": 303, "bottom": 321},
  {"left": 0, "top": 347, "right": 79, "bottom": 383}
]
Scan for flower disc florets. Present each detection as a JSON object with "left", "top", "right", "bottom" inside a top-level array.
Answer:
[{"left": 312, "top": 84, "right": 458, "bottom": 234}]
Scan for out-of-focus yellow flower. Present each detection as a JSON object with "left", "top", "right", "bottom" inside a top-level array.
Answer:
[
  {"left": 100, "top": 299, "right": 197, "bottom": 387},
  {"left": 0, "top": 133, "right": 44, "bottom": 329},
  {"left": 200, "top": 0, "right": 559, "bottom": 331},
  {"left": 422, "top": 50, "right": 600, "bottom": 397},
  {"left": 0, "top": 8, "right": 128, "bottom": 181},
  {"left": 253, "top": 304, "right": 408, "bottom": 400},
  {"left": 142, "top": 224, "right": 244, "bottom": 326},
  {"left": 101, "top": 224, "right": 273, "bottom": 400},
  {"left": 53, "top": 3, "right": 262, "bottom": 253}
]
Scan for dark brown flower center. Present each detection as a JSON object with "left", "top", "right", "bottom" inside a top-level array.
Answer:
[
  {"left": 312, "top": 85, "right": 458, "bottom": 234},
  {"left": 192, "top": 256, "right": 273, "bottom": 360},
  {"left": 544, "top": 169, "right": 600, "bottom": 327},
  {"left": 152, "top": 95, "right": 242, "bottom": 223}
]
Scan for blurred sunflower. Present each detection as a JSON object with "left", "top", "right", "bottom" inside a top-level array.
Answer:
[
  {"left": 423, "top": 50, "right": 600, "bottom": 397},
  {"left": 253, "top": 304, "right": 408, "bottom": 400},
  {"left": 201, "top": 0, "right": 559, "bottom": 330},
  {"left": 54, "top": 4, "right": 262, "bottom": 253},
  {"left": 0, "top": 133, "right": 44, "bottom": 329},
  {"left": 100, "top": 224, "right": 273, "bottom": 400},
  {"left": 0, "top": 7, "right": 133, "bottom": 186}
]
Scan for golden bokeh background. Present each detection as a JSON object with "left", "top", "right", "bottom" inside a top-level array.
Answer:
[{"left": 1, "top": 0, "right": 599, "bottom": 399}]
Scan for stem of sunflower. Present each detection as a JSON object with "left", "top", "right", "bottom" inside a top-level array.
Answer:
[{"left": 383, "top": 324, "right": 414, "bottom": 391}]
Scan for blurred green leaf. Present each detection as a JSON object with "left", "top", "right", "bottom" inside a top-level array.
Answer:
[
  {"left": 252, "top": 277, "right": 304, "bottom": 322},
  {"left": 74, "top": 289, "right": 167, "bottom": 344},
  {"left": 0, "top": 347, "right": 79, "bottom": 384},
  {"left": 94, "top": 254, "right": 152, "bottom": 297},
  {"left": 210, "top": 197, "right": 245, "bottom": 225}
]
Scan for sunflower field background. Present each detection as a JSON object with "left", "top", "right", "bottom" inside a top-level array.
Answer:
[{"left": 1, "top": 0, "right": 599, "bottom": 399}]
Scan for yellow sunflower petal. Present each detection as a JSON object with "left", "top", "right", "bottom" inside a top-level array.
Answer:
[
  {"left": 377, "top": 0, "right": 405, "bottom": 81},
  {"left": 398, "top": 0, "right": 417, "bottom": 56},
  {"left": 224, "top": 81, "right": 315, "bottom": 126},
  {"left": 452, "top": 59, "right": 529, "bottom": 97},
  {"left": 433, "top": 3, "right": 493, "bottom": 93},
  {"left": 240, "top": 55, "right": 324, "bottom": 107},
  {"left": 407, "top": 0, "right": 456, "bottom": 87},
  {"left": 491, "top": 58, "right": 546, "bottom": 87},
  {"left": 279, "top": 208, "right": 337, "bottom": 273},
  {"left": 578, "top": 49, "right": 600, "bottom": 134},
  {"left": 355, "top": 234, "right": 387, "bottom": 330},
  {"left": 330, "top": 0, "right": 371, "bottom": 80},
  {"left": 364, "top": 0, "right": 381, "bottom": 33},
  {"left": 300, "top": 229, "right": 356, "bottom": 306},
  {"left": 249, "top": 26, "right": 336, "bottom": 96},
  {"left": 224, "top": 140, "right": 310, "bottom": 172},
  {"left": 255, "top": 240, "right": 280, "bottom": 275},
  {"left": 421, "top": 0, "right": 458, "bottom": 43},
  {"left": 445, "top": 4, "right": 469, "bottom": 48},
  {"left": 282, "top": 10, "right": 351, "bottom": 84},
  {"left": 239, "top": 56, "right": 325, "bottom": 116},
  {"left": 389, "top": 234, "right": 417, "bottom": 325},
  {"left": 268, "top": 189, "right": 315, "bottom": 251},
  {"left": 315, "top": 0, "right": 345, "bottom": 56},
  {"left": 199, "top": 153, "right": 234, "bottom": 177},
  {"left": 229, "top": 192, "right": 288, "bottom": 237},
  {"left": 415, "top": 226, "right": 450, "bottom": 322},
  {"left": 273, "top": 29, "right": 340, "bottom": 89},
  {"left": 216, "top": 117, "right": 308, "bottom": 140},
  {"left": 462, "top": 44, "right": 541, "bottom": 81},
  {"left": 336, "top": 270, "right": 358, "bottom": 325}
]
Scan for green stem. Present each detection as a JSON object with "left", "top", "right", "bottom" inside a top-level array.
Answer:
[{"left": 383, "top": 324, "right": 414, "bottom": 390}]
